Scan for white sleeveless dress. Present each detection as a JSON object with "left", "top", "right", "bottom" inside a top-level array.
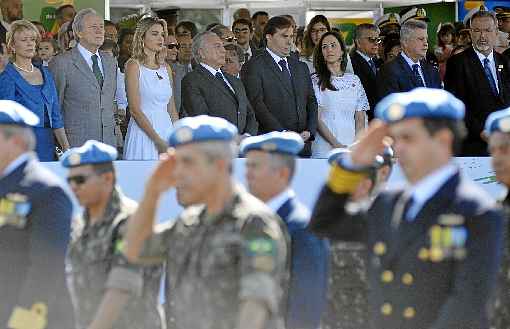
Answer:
[
  {"left": 311, "top": 73, "right": 369, "bottom": 158},
  {"left": 123, "top": 64, "right": 173, "bottom": 160}
]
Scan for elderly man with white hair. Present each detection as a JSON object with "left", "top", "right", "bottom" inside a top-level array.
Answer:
[{"left": 49, "top": 8, "right": 118, "bottom": 148}]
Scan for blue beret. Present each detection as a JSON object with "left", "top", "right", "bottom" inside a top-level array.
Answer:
[
  {"left": 60, "top": 140, "right": 118, "bottom": 168},
  {"left": 0, "top": 100, "right": 39, "bottom": 127},
  {"left": 375, "top": 88, "right": 465, "bottom": 123},
  {"left": 168, "top": 115, "right": 238, "bottom": 147},
  {"left": 484, "top": 108, "right": 510, "bottom": 135},
  {"left": 239, "top": 131, "right": 304, "bottom": 156}
]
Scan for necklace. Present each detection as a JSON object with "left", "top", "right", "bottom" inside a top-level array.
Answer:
[{"left": 13, "top": 62, "right": 34, "bottom": 73}]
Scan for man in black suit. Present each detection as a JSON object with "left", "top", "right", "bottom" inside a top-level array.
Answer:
[
  {"left": 181, "top": 31, "right": 258, "bottom": 136},
  {"left": 376, "top": 19, "right": 441, "bottom": 102},
  {"left": 351, "top": 23, "right": 382, "bottom": 120},
  {"left": 0, "top": 0, "right": 23, "bottom": 46},
  {"left": 242, "top": 16, "right": 318, "bottom": 157},
  {"left": 0, "top": 101, "right": 74, "bottom": 328},
  {"left": 445, "top": 9, "right": 510, "bottom": 156}
]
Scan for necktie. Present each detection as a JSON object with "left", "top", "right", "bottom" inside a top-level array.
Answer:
[
  {"left": 278, "top": 59, "right": 292, "bottom": 85},
  {"left": 483, "top": 58, "right": 498, "bottom": 95},
  {"left": 412, "top": 64, "right": 425, "bottom": 87},
  {"left": 91, "top": 54, "right": 104, "bottom": 88},
  {"left": 391, "top": 192, "right": 414, "bottom": 229},
  {"left": 244, "top": 52, "right": 250, "bottom": 63},
  {"left": 215, "top": 71, "right": 235, "bottom": 96},
  {"left": 368, "top": 58, "right": 377, "bottom": 75}
]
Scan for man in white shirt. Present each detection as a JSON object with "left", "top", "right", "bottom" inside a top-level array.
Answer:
[{"left": 49, "top": 8, "right": 117, "bottom": 147}]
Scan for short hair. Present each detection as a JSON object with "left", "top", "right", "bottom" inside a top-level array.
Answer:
[
  {"left": 264, "top": 16, "right": 292, "bottom": 38},
  {"left": 91, "top": 162, "right": 116, "bottom": 184},
  {"left": 72, "top": 8, "right": 101, "bottom": 41},
  {"left": 0, "top": 125, "right": 36, "bottom": 151},
  {"left": 100, "top": 38, "right": 118, "bottom": 55},
  {"left": 56, "top": 4, "right": 75, "bottom": 19},
  {"left": 192, "top": 31, "right": 216, "bottom": 62},
  {"left": 209, "top": 24, "right": 229, "bottom": 38},
  {"left": 7, "top": 20, "right": 40, "bottom": 59},
  {"left": 175, "top": 21, "right": 198, "bottom": 38},
  {"left": 354, "top": 23, "right": 379, "bottom": 40},
  {"left": 252, "top": 11, "right": 269, "bottom": 21},
  {"left": 422, "top": 118, "right": 467, "bottom": 156},
  {"left": 205, "top": 22, "right": 220, "bottom": 31},
  {"left": 268, "top": 153, "right": 296, "bottom": 182},
  {"left": 104, "top": 19, "right": 118, "bottom": 30},
  {"left": 195, "top": 141, "right": 237, "bottom": 173},
  {"left": 400, "top": 19, "right": 427, "bottom": 43},
  {"left": 232, "top": 18, "right": 252, "bottom": 31},
  {"left": 470, "top": 9, "right": 498, "bottom": 27},
  {"left": 233, "top": 8, "right": 251, "bottom": 21},
  {"left": 224, "top": 43, "right": 245, "bottom": 63},
  {"left": 39, "top": 37, "right": 60, "bottom": 54},
  {"left": 383, "top": 36, "right": 401, "bottom": 58}
]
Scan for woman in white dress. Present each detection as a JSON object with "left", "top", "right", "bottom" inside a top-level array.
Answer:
[
  {"left": 124, "top": 17, "right": 179, "bottom": 160},
  {"left": 311, "top": 31, "right": 369, "bottom": 158}
]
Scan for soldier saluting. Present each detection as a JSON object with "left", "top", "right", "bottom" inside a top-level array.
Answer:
[{"left": 309, "top": 88, "right": 504, "bottom": 329}]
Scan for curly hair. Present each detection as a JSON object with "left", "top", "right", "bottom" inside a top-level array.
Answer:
[
  {"left": 131, "top": 16, "right": 167, "bottom": 65},
  {"left": 313, "top": 31, "right": 348, "bottom": 91}
]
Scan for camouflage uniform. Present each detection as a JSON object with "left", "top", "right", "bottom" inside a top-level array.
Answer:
[
  {"left": 140, "top": 186, "right": 289, "bottom": 329},
  {"left": 68, "top": 188, "right": 163, "bottom": 329},
  {"left": 490, "top": 194, "right": 510, "bottom": 329},
  {"left": 322, "top": 241, "right": 369, "bottom": 329}
]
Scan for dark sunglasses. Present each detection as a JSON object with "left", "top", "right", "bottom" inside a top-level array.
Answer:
[
  {"left": 67, "top": 174, "right": 93, "bottom": 185},
  {"left": 167, "top": 43, "right": 180, "bottom": 50},
  {"left": 366, "top": 37, "right": 382, "bottom": 44},
  {"left": 224, "top": 36, "right": 237, "bottom": 43}
]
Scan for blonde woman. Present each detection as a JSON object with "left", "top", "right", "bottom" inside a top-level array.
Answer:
[
  {"left": 123, "top": 16, "right": 178, "bottom": 160},
  {"left": 0, "top": 19, "right": 70, "bottom": 161}
]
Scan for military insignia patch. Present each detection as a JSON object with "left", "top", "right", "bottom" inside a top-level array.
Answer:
[
  {"left": 261, "top": 142, "right": 278, "bottom": 152},
  {"left": 68, "top": 153, "right": 81, "bottom": 166},
  {"left": 416, "top": 8, "right": 426, "bottom": 18},
  {"left": 387, "top": 104, "right": 404, "bottom": 121},
  {"left": 499, "top": 117, "right": 510, "bottom": 132},
  {"left": 389, "top": 13, "right": 398, "bottom": 24},
  {"left": 438, "top": 213, "right": 465, "bottom": 226},
  {"left": 175, "top": 127, "right": 193, "bottom": 143}
]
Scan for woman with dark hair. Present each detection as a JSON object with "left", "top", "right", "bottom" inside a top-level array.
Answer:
[
  {"left": 301, "top": 15, "right": 353, "bottom": 74},
  {"left": 383, "top": 35, "right": 401, "bottom": 63},
  {"left": 434, "top": 23, "right": 455, "bottom": 80},
  {"left": 311, "top": 31, "right": 368, "bottom": 158}
]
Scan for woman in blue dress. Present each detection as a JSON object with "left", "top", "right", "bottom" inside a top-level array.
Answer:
[{"left": 0, "top": 20, "right": 69, "bottom": 161}]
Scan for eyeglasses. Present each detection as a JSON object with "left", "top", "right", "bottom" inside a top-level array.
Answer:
[
  {"left": 167, "top": 43, "right": 180, "bottom": 50},
  {"left": 233, "top": 28, "right": 250, "bottom": 34},
  {"left": 365, "top": 37, "right": 382, "bottom": 44},
  {"left": 224, "top": 36, "right": 238, "bottom": 43},
  {"left": 67, "top": 174, "right": 94, "bottom": 186}
]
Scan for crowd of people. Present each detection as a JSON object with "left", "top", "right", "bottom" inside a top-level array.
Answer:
[{"left": 5, "top": 1, "right": 510, "bottom": 329}]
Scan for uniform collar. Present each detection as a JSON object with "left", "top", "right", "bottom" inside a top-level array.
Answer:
[
  {"left": 267, "top": 188, "right": 295, "bottom": 213},
  {"left": 1, "top": 152, "right": 32, "bottom": 178}
]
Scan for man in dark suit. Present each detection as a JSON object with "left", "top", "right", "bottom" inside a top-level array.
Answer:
[
  {"left": 351, "top": 23, "right": 382, "bottom": 120},
  {"left": 445, "top": 9, "right": 510, "bottom": 156},
  {"left": 242, "top": 16, "right": 318, "bottom": 157},
  {"left": 241, "top": 131, "right": 330, "bottom": 329},
  {"left": 309, "top": 88, "right": 503, "bottom": 329},
  {"left": 0, "top": 0, "right": 23, "bottom": 45},
  {"left": 0, "top": 101, "right": 74, "bottom": 328},
  {"left": 376, "top": 19, "right": 441, "bottom": 102},
  {"left": 181, "top": 31, "right": 258, "bottom": 136}
]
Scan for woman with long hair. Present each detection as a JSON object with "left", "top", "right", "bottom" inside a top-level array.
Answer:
[
  {"left": 434, "top": 23, "right": 455, "bottom": 80},
  {"left": 311, "top": 31, "right": 368, "bottom": 158},
  {"left": 123, "top": 16, "right": 178, "bottom": 160},
  {"left": 0, "top": 19, "right": 70, "bottom": 160},
  {"left": 301, "top": 15, "right": 353, "bottom": 74}
]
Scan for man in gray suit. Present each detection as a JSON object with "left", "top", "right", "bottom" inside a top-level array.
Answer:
[
  {"left": 49, "top": 8, "right": 117, "bottom": 147},
  {"left": 181, "top": 31, "right": 258, "bottom": 136}
]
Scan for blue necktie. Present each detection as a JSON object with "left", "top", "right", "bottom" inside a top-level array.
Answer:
[
  {"left": 483, "top": 58, "right": 498, "bottom": 95},
  {"left": 412, "top": 64, "right": 425, "bottom": 87},
  {"left": 278, "top": 59, "right": 292, "bottom": 84},
  {"left": 215, "top": 71, "right": 235, "bottom": 96},
  {"left": 369, "top": 58, "right": 377, "bottom": 75}
]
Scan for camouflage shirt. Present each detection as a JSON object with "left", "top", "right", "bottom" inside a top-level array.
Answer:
[
  {"left": 68, "top": 188, "right": 163, "bottom": 329},
  {"left": 140, "top": 186, "right": 288, "bottom": 329}
]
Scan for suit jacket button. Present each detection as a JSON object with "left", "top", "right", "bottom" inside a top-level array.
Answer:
[
  {"left": 374, "top": 242, "right": 386, "bottom": 255},
  {"left": 418, "top": 247, "right": 429, "bottom": 261},
  {"left": 381, "top": 270, "right": 394, "bottom": 283},
  {"left": 402, "top": 273, "right": 414, "bottom": 285},
  {"left": 403, "top": 306, "right": 416, "bottom": 319},
  {"left": 381, "top": 303, "right": 393, "bottom": 316}
]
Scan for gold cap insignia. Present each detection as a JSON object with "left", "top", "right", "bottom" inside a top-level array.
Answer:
[
  {"left": 261, "top": 142, "right": 278, "bottom": 152},
  {"left": 175, "top": 127, "right": 193, "bottom": 143},
  {"left": 68, "top": 153, "right": 81, "bottom": 166},
  {"left": 387, "top": 103, "right": 405, "bottom": 121},
  {"left": 499, "top": 117, "right": 510, "bottom": 132},
  {"left": 416, "top": 8, "right": 426, "bottom": 18}
]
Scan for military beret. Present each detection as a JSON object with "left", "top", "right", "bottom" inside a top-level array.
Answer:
[
  {"left": 376, "top": 13, "right": 401, "bottom": 29},
  {"left": 401, "top": 7, "right": 430, "bottom": 24},
  {"left": 60, "top": 140, "right": 118, "bottom": 168},
  {"left": 484, "top": 108, "right": 510, "bottom": 135},
  {"left": 168, "top": 115, "right": 238, "bottom": 147},
  {"left": 375, "top": 88, "right": 465, "bottom": 123},
  {"left": 0, "top": 100, "right": 39, "bottom": 127},
  {"left": 494, "top": 6, "right": 510, "bottom": 19},
  {"left": 239, "top": 131, "right": 304, "bottom": 156}
]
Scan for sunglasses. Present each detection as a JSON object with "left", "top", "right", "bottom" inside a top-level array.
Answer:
[
  {"left": 167, "top": 43, "right": 180, "bottom": 50},
  {"left": 224, "top": 36, "right": 238, "bottom": 43},
  {"left": 366, "top": 37, "right": 382, "bottom": 44},
  {"left": 67, "top": 174, "right": 94, "bottom": 186}
]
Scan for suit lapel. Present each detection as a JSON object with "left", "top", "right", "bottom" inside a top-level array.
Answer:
[
  {"left": 396, "top": 54, "right": 420, "bottom": 89},
  {"left": 197, "top": 65, "right": 237, "bottom": 103},
  {"left": 0, "top": 158, "right": 31, "bottom": 196},
  {"left": 466, "top": 47, "right": 496, "bottom": 96},
  {"left": 420, "top": 61, "right": 433, "bottom": 87},
  {"left": 71, "top": 47, "right": 101, "bottom": 88},
  {"left": 262, "top": 51, "right": 294, "bottom": 95},
  {"left": 494, "top": 53, "right": 506, "bottom": 102},
  {"left": 99, "top": 51, "right": 111, "bottom": 90},
  {"left": 277, "top": 197, "right": 294, "bottom": 223},
  {"left": 224, "top": 74, "right": 240, "bottom": 104}
]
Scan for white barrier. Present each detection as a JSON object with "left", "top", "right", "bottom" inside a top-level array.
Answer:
[{"left": 43, "top": 157, "right": 505, "bottom": 222}]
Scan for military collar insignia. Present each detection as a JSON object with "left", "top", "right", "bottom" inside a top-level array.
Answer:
[
  {"left": 175, "top": 127, "right": 194, "bottom": 144},
  {"left": 438, "top": 213, "right": 465, "bottom": 226}
]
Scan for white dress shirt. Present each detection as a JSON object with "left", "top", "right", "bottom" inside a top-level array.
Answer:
[
  {"left": 77, "top": 43, "right": 104, "bottom": 76},
  {"left": 200, "top": 63, "right": 235, "bottom": 93},
  {"left": 266, "top": 47, "right": 291, "bottom": 75},
  {"left": 474, "top": 48, "right": 499, "bottom": 93}
]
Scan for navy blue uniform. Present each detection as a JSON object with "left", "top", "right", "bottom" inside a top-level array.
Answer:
[
  {"left": 309, "top": 171, "right": 503, "bottom": 329},
  {"left": 0, "top": 156, "right": 74, "bottom": 328},
  {"left": 277, "top": 196, "right": 329, "bottom": 329}
]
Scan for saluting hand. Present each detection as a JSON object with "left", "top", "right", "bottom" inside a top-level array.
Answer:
[
  {"left": 147, "top": 149, "right": 177, "bottom": 194},
  {"left": 351, "top": 120, "right": 390, "bottom": 167}
]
